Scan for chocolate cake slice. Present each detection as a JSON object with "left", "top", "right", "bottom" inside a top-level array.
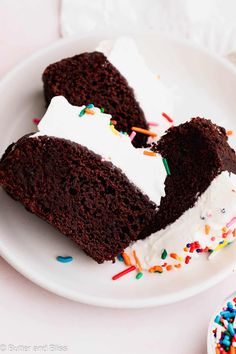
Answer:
[
  {"left": 152, "top": 118, "right": 236, "bottom": 231},
  {"left": 0, "top": 136, "right": 158, "bottom": 263},
  {"left": 42, "top": 37, "right": 174, "bottom": 148},
  {"left": 0, "top": 97, "right": 167, "bottom": 263},
  {"left": 43, "top": 51, "right": 148, "bottom": 147}
]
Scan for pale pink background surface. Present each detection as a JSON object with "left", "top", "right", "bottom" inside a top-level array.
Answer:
[{"left": 0, "top": 1, "right": 236, "bottom": 353}]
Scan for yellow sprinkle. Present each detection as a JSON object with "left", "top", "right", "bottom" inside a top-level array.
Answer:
[
  {"left": 143, "top": 151, "right": 157, "bottom": 157},
  {"left": 110, "top": 125, "right": 120, "bottom": 136},
  {"left": 178, "top": 256, "right": 184, "bottom": 262},
  {"left": 213, "top": 240, "right": 228, "bottom": 252},
  {"left": 205, "top": 224, "right": 210, "bottom": 235}
]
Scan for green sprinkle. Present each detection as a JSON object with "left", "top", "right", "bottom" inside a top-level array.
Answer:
[
  {"left": 161, "top": 249, "right": 168, "bottom": 260},
  {"left": 100, "top": 107, "right": 105, "bottom": 113},
  {"left": 162, "top": 158, "right": 171, "bottom": 175},
  {"left": 79, "top": 107, "right": 86, "bottom": 117},
  {"left": 136, "top": 272, "right": 143, "bottom": 280}
]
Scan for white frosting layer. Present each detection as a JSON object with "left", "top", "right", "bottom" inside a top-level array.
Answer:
[
  {"left": 96, "top": 37, "right": 174, "bottom": 139},
  {"left": 126, "top": 172, "right": 236, "bottom": 269},
  {"left": 33, "top": 96, "right": 166, "bottom": 205}
]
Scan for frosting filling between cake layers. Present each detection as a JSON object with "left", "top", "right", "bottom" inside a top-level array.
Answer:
[
  {"left": 96, "top": 37, "right": 175, "bottom": 137},
  {"left": 126, "top": 171, "right": 236, "bottom": 269},
  {"left": 32, "top": 96, "right": 167, "bottom": 206}
]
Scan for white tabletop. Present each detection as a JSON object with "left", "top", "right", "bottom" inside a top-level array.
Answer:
[{"left": 0, "top": 1, "right": 236, "bottom": 353}]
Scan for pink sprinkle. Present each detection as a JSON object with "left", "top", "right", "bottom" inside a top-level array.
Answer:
[
  {"left": 226, "top": 217, "right": 236, "bottom": 228},
  {"left": 211, "top": 237, "right": 215, "bottom": 241},
  {"left": 148, "top": 121, "right": 159, "bottom": 127},
  {"left": 32, "top": 118, "right": 40, "bottom": 125},
  {"left": 129, "top": 131, "right": 136, "bottom": 142}
]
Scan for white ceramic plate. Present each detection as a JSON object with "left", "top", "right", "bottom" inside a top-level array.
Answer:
[{"left": 0, "top": 34, "right": 236, "bottom": 308}]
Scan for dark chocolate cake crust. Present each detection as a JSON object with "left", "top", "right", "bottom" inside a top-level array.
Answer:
[
  {"left": 0, "top": 135, "right": 157, "bottom": 263},
  {"left": 152, "top": 118, "right": 236, "bottom": 231},
  {"left": 42, "top": 52, "right": 149, "bottom": 147}
]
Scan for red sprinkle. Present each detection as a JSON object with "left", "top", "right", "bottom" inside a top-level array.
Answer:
[
  {"left": 162, "top": 112, "right": 173, "bottom": 123},
  {"left": 32, "top": 118, "right": 40, "bottom": 125},
  {"left": 112, "top": 265, "right": 136, "bottom": 280},
  {"left": 185, "top": 256, "right": 191, "bottom": 264}
]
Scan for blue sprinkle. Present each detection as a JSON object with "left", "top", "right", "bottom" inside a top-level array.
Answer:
[
  {"left": 186, "top": 243, "right": 191, "bottom": 248},
  {"left": 57, "top": 256, "right": 73, "bottom": 263},
  {"left": 117, "top": 254, "right": 124, "bottom": 262},
  {"left": 220, "top": 311, "right": 231, "bottom": 318},
  {"left": 214, "top": 315, "right": 221, "bottom": 324},
  {"left": 228, "top": 323, "right": 235, "bottom": 336},
  {"left": 86, "top": 103, "right": 94, "bottom": 108},
  {"left": 227, "top": 302, "right": 234, "bottom": 310},
  {"left": 221, "top": 339, "right": 231, "bottom": 347}
]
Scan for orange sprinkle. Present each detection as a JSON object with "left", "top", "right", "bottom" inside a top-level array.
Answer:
[
  {"left": 166, "top": 265, "right": 173, "bottom": 271},
  {"left": 222, "top": 227, "right": 227, "bottom": 233},
  {"left": 85, "top": 108, "right": 95, "bottom": 115},
  {"left": 233, "top": 229, "right": 236, "bottom": 237},
  {"left": 183, "top": 247, "right": 189, "bottom": 252},
  {"left": 143, "top": 151, "right": 157, "bottom": 157},
  {"left": 131, "top": 127, "right": 157, "bottom": 138},
  {"left": 227, "top": 130, "right": 234, "bottom": 136},
  {"left": 133, "top": 250, "right": 142, "bottom": 273},
  {"left": 122, "top": 252, "right": 132, "bottom": 266},
  {"left": 205, "top": 224, "right": 210, "bottom": 235},
  {"left": 174, "top": 264, "right": 181, "bottom": 269},
  {"left": 148, "top": 265, "right": 163, "bottom": 273},
  {"left": 170, "top": 253, "right": 178, "bottom": 260}
]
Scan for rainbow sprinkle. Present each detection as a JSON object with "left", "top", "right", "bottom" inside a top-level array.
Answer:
[
  {"left": 56, "top": 256, "right": 73, "bottom": 263},
  {"left": 212, "top": 297, "right": 236, "bottom": 353},
  {"left": 131, "top": 126, "right": 157, "bottom": 138},
  {"left": 148, "top": 121, "right": 159, "bottom": 127},
  {"left": 162, "top": 158, "right": 171, "bottom": 175},
  {"left": 122, "top": 252, "right": 132, "bottom": 266},
  {"left": 227, "top": 130, "right": 234, "bottom": 136},
  {"left": 143, "top": 151, "right": 157, "bottom": 157},
  {"left": 129, "top": 131, "right": 136, "bottom": 142},
  {"left": 32, "top": 118, "right": 40, "bottom": 125},
  {"left": 112, "top": 265, "right": 136, "bottom": 280},
  {"left": 79, "top": 107, "right": 86, "bottom": 117},
  {"left": 162, "top": 112, "right": 174, "bottom": 123}
]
